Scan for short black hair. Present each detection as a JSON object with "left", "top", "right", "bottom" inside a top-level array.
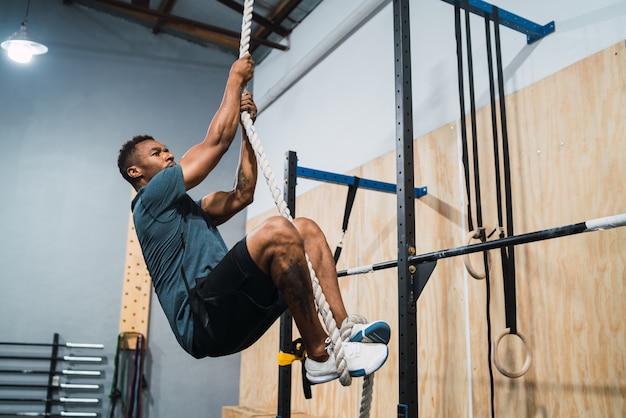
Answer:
[{"left": 117, "top": 135, "right": 154, "bottom": 185}]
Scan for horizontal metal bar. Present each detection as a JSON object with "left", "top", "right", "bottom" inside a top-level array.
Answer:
[
  {"left": 337, "top": 213, "right": 626, "bottom": 276},
  {"left": 58, "top": 397, "right": 99, "bottom": 404},
  {"left": 441, "top": 0, "right": 555, "bottom": 43},
  {"left": 411, "top": 222, "right": 586, "bottom": 263},
  {"left": 0, "top": 356, "right": 102, "bottom": 362},
  {"left": 0, "top": 412, "right": 98, "bottom": 417},
  {"left": 0, "top": 383, "right": 100, "bottom": 390},
  {"left": 0, "top": 342, "right": 103, "bottom": 349},
  {"left": 0, "top": 369, "right": 101, "bottom": 376},
  {"left": 297, "top": 166, "right": 428, "bottom": 198},
  {"left": 0, "top": 397, "right": 99, "bottom": 404}
]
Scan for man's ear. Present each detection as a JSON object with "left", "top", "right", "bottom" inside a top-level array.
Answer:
[{"left": 127, "top": 166, "right": 141, "bottom": 180}]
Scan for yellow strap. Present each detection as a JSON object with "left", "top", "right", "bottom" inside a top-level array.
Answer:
[
  {"left": 277, "top": 340, "right": 306, "bottom": 366},
  {"left": 278, "top": 352, "right": 301, "bottom": 366}
]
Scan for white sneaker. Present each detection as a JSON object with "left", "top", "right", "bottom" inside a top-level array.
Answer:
[
  {"left": 305, "top": 340, "right": 388, "bottom": 384},
  {"left": 349, "top": 320, "right": 391, "bottom": 344}
]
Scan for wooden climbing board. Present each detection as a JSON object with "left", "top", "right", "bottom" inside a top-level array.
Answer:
[
  {"left": 119, "top": 196, "right": 152, "bottom": 350},
  {"left": 241, "top": 42, "right": 626, "bottom": 417}
]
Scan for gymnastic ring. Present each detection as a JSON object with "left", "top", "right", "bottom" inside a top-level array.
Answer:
[
  {"left": 462, "top": 228, "right": 491, "bottom": 280},
  {"left": 492, "top": 327, "right": 532, "bottom": 378}
]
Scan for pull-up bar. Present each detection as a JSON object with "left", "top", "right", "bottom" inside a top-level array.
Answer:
[
  {"left": 441, "top": 0, "right": 555, "bottom": 44},
  {"left": 297, "top": 166, "right": 428, "bottom": 198},
  {"left": 338, "top": 213, "right": 626, "bottom": 278}
]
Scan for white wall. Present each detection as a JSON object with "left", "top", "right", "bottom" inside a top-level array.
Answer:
[{"left": 249, "top": 0, "right": 626, "bottom": 218}]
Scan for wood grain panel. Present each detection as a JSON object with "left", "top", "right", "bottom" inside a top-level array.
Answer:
[
  {"left": 239, "top": 42, "right": 626, "bottom": 417},
  {"left": 119, "top": 202, "right": 152, "bottom": 349}
]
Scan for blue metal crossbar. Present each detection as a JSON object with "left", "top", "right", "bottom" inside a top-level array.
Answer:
[
  {"left": 441, "top": 0, "right": 555, "bottom": 44},
  {"left": 297, "top": 166, "right": 428, "bottom": 198}
]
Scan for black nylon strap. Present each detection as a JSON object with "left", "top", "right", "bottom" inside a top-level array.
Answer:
[
  {"left": 286, "top": 338, "right": 312, "bottom": 399},
  {"left": 333, "top": 177, "right": 360, "bottom": 264},
  {"left": 455, "top": 3, "right": 474, "bottom": 232},
  {"left": 464, "top": 1, "right": 484, "bottom": 233},
  {"left": 494, "top": 7, "right": 517, "bottom": 334}
]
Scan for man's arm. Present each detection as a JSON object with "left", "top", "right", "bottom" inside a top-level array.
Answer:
[
  {"left": 179, "top": 55, "right": 254, "bottom": 191},
  {"left": 200, "top": 92, "right": 258, "bottom": 226}
]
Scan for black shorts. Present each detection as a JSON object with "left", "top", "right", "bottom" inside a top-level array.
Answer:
[{"left": 191, "top": 238, "right": 287, "bottom": 358}]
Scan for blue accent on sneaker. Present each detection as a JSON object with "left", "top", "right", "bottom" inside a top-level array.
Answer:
[
  {"left": 350, "top": 368, "right": 366, "bottom": 377},
  {"left": 350, "top": 321, "right": 391, "bottom": 344}
]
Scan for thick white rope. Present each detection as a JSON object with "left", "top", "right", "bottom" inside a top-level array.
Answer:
[
  {"left": 238, "top": 1, "right": 375, "bottom": 415},
  {"left": 239, "top": 0, "right": 350, "bottom": 384}
]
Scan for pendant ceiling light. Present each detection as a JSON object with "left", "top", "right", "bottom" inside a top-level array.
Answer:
[{"left": 1, "top": 0, "right": 48, "bottom": 64}]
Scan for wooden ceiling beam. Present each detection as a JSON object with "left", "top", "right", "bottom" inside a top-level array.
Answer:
[
  {"left": 131, "top": 0, "right": 150, "bottom": 7},
  {"left": 65, "top": 0, "right": 288, "bottom": 52},
  {"left": 254, "top": 0, "right": 301, "bottom": 41},
  {"left": 215, "top": 0, "right": 291, "bottom": 37},
  {"left": 152, "top": 0, "right": 178, "bottom": 34}
]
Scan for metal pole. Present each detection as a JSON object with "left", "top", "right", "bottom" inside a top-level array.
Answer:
[
  {"left": 0, "top": 413, "right": 98, "bottom": 417},
  {"left": 393, "top": 0, "right": 418, "bottom": 416},
  {"left": 44, "top": 333, "right": 60, "bottom": 415},
  {"left": 0, "top": 397, "right": 99, "bottom": 404},
  {"left": 0, "top": 356, "right": 103, "bottom": 362},
  {"left": 0, "top": 342, "right": 103, "bottom": 349},
  {"left": 276, "top": 151, "right": 298, "bottom": 418},
  {"left": 0, "top": 369, "right": 101, "bottom": 377},
  {"left": 0, "top": 383, "right": 100, "bottom": 390},
  {"left": 337, "top": 214, "right": 626, "bottom": 277}
]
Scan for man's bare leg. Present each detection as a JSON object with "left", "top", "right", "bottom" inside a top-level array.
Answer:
[
  {"left": 245, "top": 216, "right": 330, "bottom": 361},
  {"left": 246, "top": 216, "right": 389, "bottom": 384},
  {"left": 292, "top": 217, "right": 349, "bottom": 327}
]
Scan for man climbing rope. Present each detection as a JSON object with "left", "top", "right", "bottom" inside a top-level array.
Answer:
[{"left": 116, "top": 55, "right": 390, "bottom": 384}]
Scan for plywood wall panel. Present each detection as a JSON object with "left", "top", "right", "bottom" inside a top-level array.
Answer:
[
  {"left": 469, "top": 41, "right": 626, "bottom": 418},
  {"left": 239, "top": 42, "right": 626, "bottom": 417}
]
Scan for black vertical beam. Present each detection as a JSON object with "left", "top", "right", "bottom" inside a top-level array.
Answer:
[
  {"left": 393, "top": 0, "right": 417, "bottom": 417},
  {"left": 277, "top": 151, "right": 298, "bottom": 418},
  {"left": 45, "top": 333, "right": 60, "bottom": 415}
]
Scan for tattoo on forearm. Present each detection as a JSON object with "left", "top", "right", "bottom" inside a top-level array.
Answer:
[{"left": 237, "top": 170, "right": 249, "bottom": 192}]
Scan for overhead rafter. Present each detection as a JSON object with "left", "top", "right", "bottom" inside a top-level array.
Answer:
[
  {"left": 215, "top": 0, "right": 291, "bottom": 37},
  {"left": 62, "top": 0, "right": 289, "bottom": 53},
  {"left": 152, "top": 0, "right": 177, "bottom": 35},
  {"left": 254, "top": 0, "right": 302, "bottom": 42}
]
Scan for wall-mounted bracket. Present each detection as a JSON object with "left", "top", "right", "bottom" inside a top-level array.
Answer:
[
  {"left": 413, "top": 260, "right": 437, "bottom": 303},
  {"left": 441, "top": 0, "right": 555, "bottom": 44},
  {"left": 297, "top": 166, "right": 428, "bottom": 198}
]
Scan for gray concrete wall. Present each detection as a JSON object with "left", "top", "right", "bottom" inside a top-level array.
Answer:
[{"left": 0, "top": 1, "right": 245, "bottom": 417}]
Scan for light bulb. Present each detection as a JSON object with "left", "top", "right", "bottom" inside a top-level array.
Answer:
[
  {"left": 2, "top": 24, "right": 48, "bottom": 64},
  {"left": 7, "top": 40, "right": 34, "bottom": 64}
]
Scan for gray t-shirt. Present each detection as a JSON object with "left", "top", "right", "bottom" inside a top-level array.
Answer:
[{"left": 131, "top": 165, "right": 228, "bottom": 355}]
